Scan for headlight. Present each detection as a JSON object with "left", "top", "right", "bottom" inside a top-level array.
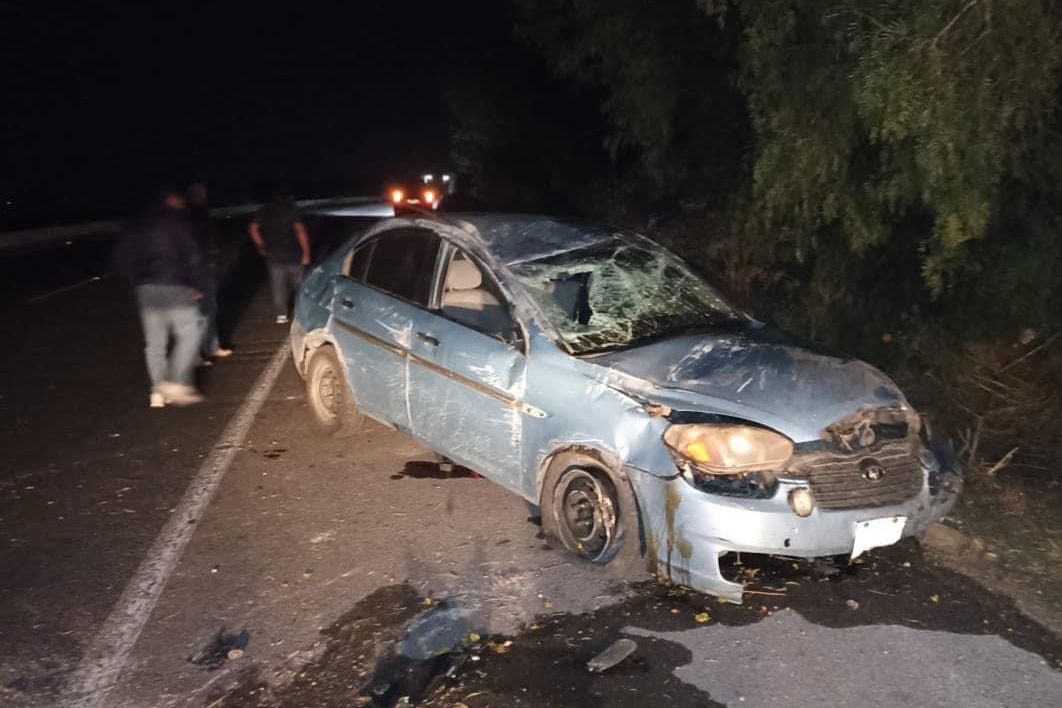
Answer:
[
  {"left": 788, "top": 487, "right": 815, "bottom": 517},
  {"left": 664, "top": 424, "right": 793, "bottom": 474}
]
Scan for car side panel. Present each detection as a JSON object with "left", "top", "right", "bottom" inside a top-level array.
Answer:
[
  {"left": 406, "top": 308, "right": 526, "bottom": 491},
  {"left": 517, "top": 330, "right": 676, "bottom": 503},
  {"left": 330, "top": 278, "right": 412, "bottom": 429}
]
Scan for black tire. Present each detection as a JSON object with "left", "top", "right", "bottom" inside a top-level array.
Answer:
[
  {"left": 540, "top": 452, "right": 644, "bottom": 573},
  {"left": 305, "top": 346, "right": 361, "bottom": 435}
]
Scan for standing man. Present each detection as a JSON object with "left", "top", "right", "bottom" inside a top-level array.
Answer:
[
  {"left": 115, "top": 189, "right": 208, "bottom": 407},
  {"left": 248, "top": 187, "right": 310, "bottom": 324},
  {"left": 186, "top": 181, "right": 231, "bottom": 360}
]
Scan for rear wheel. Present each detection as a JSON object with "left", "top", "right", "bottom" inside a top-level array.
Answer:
[
  {"left": 541, "top": 453, "right": 643, "bottom": 572},
  {"left": 305, "top": 346, "right": 360, "bottom": 435}
]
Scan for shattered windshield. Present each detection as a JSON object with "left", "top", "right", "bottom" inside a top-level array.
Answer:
[{"left": 508, "top": 235, "right": 742, "bottom": 355}]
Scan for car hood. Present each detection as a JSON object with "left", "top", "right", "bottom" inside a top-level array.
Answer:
[{"left": 590, "top": 328, "right": 908, "bottom": 443}]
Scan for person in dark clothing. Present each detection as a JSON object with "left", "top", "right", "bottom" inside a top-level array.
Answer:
[
  {"left": 186, "top": 182, "right": 230, "bottom": 360},
  {"left": 185, "top": 182, "right": 212, "bottom": 253},
  {"left": 247, "top": 188, "right": 310, "bottom": 324},
  {"left": 114, "top": 190, "right": 208, "bottom": 408}
]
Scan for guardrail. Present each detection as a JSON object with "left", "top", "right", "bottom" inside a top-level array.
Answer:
[{"left": 0, "top": 195, "right": 386, "bottom": 252}]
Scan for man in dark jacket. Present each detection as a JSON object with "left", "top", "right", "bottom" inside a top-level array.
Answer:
[
  {"left": 115, "top": 190, "right": 208, "bottom": 407},
  {"left": 247, "top": 187, "right": 310, "bottom": 324},
  {"left": 185, "top": 181, "right": 231, "bottom": 360}
]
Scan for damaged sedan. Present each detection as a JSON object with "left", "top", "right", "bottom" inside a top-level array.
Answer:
[{"left": 290, "top": 214, "right": 962, "bottom": 602}]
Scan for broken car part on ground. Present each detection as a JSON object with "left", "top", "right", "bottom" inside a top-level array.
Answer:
[{"left": 288, "top": 214, "right": 963, "bottom": 602}]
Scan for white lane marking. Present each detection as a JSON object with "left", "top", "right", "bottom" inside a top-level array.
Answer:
[
  {"left": 63, "top": 342, "right": 291, "bottom": 708},
  {"left": 25, "top": 274, "right": 107, "bottom": 304}
]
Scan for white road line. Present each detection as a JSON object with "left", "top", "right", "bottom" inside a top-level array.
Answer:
[{"left": 63, "top": 342, "right": 292, "bottom": 708}]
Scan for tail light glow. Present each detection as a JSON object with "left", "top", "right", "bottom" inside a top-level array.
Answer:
[{"left": 390, "top": 188, "right": 404, "bottom": 204}]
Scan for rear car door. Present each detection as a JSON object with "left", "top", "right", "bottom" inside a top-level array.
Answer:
[
  {"left": 331, "top": 228, "right": 441, "bottom": 430},
  {"left": 407, "top": 244, "right": 527, "bottom": 490}
]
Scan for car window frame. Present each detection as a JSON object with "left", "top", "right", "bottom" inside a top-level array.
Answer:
[
  {"left": 431, "top": 240, "right": 527, "bottom": 352},
  {"left": 342, "top": 238, "right": 376, "bottom": 283},
  {"left": 341, "top": 227, "right": 442, "bottom": 310}
]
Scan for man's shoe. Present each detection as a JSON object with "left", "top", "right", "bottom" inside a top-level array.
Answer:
[
  {"left": 149, "top": 392, "right": 165, "bottom": 408},
  {"left": 213, "top": 348, "right": 234, "bottom": 358},
  {"left": 157, "top": 382, "right": 204, "bottom": 407},
  {"left": 275, "top": 315, "right": 289, "bottom": 325}
]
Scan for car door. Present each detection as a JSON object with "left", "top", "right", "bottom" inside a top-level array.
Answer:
[
  {"left": 331, "top": 227, "right": 441, "bottom": 430},
  {"left": 407, "top": 243, "right": 528, "bottom": 490}
]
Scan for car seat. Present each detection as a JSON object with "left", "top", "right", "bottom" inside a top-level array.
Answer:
[{"left": 441, "top": 257, "right": 510, "bottom": 336}]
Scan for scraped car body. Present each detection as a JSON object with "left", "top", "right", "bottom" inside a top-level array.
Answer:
[{"left": 291, "top": 214, "right": 962, "bottom": 602}]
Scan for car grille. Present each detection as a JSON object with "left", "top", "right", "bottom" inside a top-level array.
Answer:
[{"left": 789, "top": 442, "right": 924, "bottom": 511}]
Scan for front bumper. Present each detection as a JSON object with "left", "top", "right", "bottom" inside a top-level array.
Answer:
[{"left": 631, "top": 461, "right": 961, "bottom": 603}]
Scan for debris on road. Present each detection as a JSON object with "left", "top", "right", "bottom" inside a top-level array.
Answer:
[
  {"left": 189, "top": 628, "right": 250, "bottom": 670},
  {"left": 487, "top": 640, "right": 513, "bottom": 654},
  {"left": 400, "top": 606, "right": 475, "bottom": 660},
  {"left": 587, "top": 638, "right": 638, "bottom": 673},
  {"left": 204, "top": 544, "right": 1062, "bottom": 708}
]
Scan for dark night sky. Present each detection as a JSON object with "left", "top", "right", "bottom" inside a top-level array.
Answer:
[{"left": 1, "top": 1, "right": 502, "bottom": 227}]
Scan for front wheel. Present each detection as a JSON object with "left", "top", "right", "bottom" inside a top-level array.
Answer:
[
  {"left": 305, "top": 346, "right": 360, "bottom": 435},
  {"left": 540, "top": 453, "right": 643, "bottom": 571}
]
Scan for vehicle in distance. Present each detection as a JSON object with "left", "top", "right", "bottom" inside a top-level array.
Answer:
[
  {"left": 290, "top": 214, "right": 962, "bottom": 602},
  {"left": 387, "top": 173, "right": 452, "bottom": 215}
]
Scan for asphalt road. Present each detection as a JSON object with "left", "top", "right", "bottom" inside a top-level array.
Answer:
[{"left": 1, "top": 211, "right": 1060, "bottom": 708}]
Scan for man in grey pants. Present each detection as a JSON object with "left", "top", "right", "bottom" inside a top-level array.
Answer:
[
  {"left": 248, "top": 188, "right": 311, "bottom": 324},
  {"left": 115, "top": 190, "right": 209, "bottom": 408}
]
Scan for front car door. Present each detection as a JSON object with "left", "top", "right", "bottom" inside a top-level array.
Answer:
[
  {"left": 407, "top": 243, "right": 528, "bottom": 490},
  {"left": 331, "top": 227, "right": 441, "bottom": 430}
]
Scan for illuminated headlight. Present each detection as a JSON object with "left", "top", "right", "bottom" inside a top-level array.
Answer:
[
  {"left": 664, "top": 424, "right": 793, "bottom": 474},
  {"left": 788, "top": 487, "right": 815, "bottom": 517}
]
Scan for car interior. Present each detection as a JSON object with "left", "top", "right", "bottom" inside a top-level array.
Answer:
[{"left": 441, "top": 251, "right": 512, "bottom": 338}]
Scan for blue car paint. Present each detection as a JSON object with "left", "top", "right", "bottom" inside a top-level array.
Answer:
[
  {"left": 291, "top": 214, "right": 962, "bottom": 602},
  {"left": 331, "top": 276, "right": 415, "bottom": 428},
  {"left": 407, "top": 305, "right": 528, "bottom": 491},
  {"left": 591, "top": 328, "right": 905, "bottom": 444}
]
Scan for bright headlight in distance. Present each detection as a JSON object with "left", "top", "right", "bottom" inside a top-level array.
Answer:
[{"left": 664, "top": 424, "right": 793, "bottom": 473}]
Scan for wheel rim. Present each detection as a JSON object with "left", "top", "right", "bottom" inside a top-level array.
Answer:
[
  {"left": 555, "top": 469, "right": 617, "bottom": 561},
  {"left": 310, "top": 361, "right": 341, "bottom": 422}
]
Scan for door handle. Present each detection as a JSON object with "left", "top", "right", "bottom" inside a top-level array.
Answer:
[
  {"left": 340, "top": 297, "right": 355, "bottom": 309},
  {"left": 415, "top": 331, "right": 440, "bottom": 346}
]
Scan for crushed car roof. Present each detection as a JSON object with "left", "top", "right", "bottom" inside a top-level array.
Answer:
[{"left": 426, "top": 213, "right": 623, "bottom": 266}]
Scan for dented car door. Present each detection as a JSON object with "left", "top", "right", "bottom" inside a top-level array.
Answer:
[
  {"left": 331, "top": 228, "right": 441, "bottom": 430},
  {"left": 407, "top": 246, "right": 526, "bottom": 489}
]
